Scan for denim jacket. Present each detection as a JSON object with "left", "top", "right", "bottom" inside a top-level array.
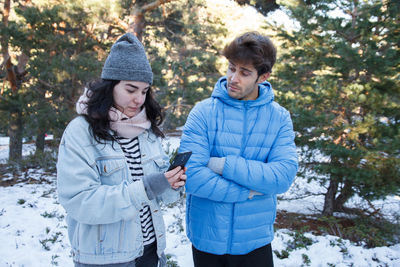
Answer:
[{"left": 57, "top": 116, "right": 179, "bottom": 265}]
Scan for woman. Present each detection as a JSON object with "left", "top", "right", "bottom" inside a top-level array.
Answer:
[{"left": 57, "top": 33, "right": 186, "bottom": 267}]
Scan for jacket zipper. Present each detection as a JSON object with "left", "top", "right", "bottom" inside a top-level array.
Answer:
[
  {"left": 240, "top": 103, "right": 248, "bottom": 154},
  {"left": 228, "top": 103, "right": 248, "bottom": 253}
]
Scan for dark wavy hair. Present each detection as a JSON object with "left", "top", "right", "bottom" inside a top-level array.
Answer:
[
  {"left": 82, "top": 79, "right": 164, "bottom": 144},
  {"left": 222, "top": 31, "right": 277, "bottom": 76}
]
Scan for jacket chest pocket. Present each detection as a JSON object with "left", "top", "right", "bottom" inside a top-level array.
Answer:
[
  {"left": 142, "top": 155, "right": 169, "bottom": 176},
  {"left": 96, "top": 158, "right": 126, "bottom": 185}
]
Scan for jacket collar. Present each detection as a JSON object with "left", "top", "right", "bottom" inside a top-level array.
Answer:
[{"left": 211, "top": 76, "right": 274, "bottom": 108}]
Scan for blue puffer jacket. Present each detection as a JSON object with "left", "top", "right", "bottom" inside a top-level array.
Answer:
[{"left": 179, "top": 77, "right": 298, "bottom": 255}]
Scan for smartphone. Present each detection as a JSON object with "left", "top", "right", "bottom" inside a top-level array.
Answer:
[{"left": 167, "top": 151, "right": 192, "bottom": 171}]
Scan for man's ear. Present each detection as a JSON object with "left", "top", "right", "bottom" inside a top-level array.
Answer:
[{"left": 257, "top": 72, "right": 270, "bottom": 83}]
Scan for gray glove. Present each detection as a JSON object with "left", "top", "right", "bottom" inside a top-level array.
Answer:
[
  {"left": 142, "top": 173, "right": 170, "bottom": 200},
  {"left": 207, "top": 157, "right": 226, "bottom": 175}
]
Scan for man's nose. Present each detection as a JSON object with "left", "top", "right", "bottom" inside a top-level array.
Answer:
[{"left": 230, "top": 72, "right": 239, "bottom": 83}]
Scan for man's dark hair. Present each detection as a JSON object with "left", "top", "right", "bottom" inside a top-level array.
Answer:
[
  {"left": 222, "top": 32, "right": 277, "bottom": 76},
  {"left": 83, "top": 79, "right": 164, "bottom": 144}
]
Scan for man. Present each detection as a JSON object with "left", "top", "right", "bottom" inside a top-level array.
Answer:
[{"left": 179, "top": 32, "right": 298, "bottom": 267}]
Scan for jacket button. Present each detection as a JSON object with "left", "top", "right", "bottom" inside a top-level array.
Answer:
[{"left": 154, "top": 209, "right": 158, "bottom": 213}]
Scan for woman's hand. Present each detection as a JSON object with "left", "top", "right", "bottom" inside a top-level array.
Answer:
[{"left": 164, "top": 167, "right": 187, "bottom": 189}]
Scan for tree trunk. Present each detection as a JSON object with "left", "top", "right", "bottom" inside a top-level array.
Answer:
[
  {"left": 322, "top": 177, "right": 338, "bottom": 216},
  {"left": 334, "top": 180, "right": 353, "bottom": 212},
  {"left": 2, "top": 0, "right": 27, "bottom": 163},
  {"left": 8, "top": 110, "right": 23, "bottom": 162},
  {"left": 35, "top": 129, "right": 46, "bottom": 154},
  {"left": 128, "top": 0, "right": 175, "bottom": 41},
  {"left": 131, "top": 12, "right": 145, "bottom": 41}
]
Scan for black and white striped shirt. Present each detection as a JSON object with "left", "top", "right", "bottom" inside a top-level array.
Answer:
[{"left": 116, "top": 136, "right": 156, "bottom": 245}]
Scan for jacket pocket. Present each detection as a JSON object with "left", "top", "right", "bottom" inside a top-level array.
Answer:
[
  {"left": 96, "top": 221, "right": 123, "bottom": 254},
  {"left": 142, "top": 155, "right": 169, "bottom": 176},
  {"left": 154, "top": 158, "right": 169, "bottom": 171},
  {"left": 96, "top": 158, "right": 126, "bottom": 185}
]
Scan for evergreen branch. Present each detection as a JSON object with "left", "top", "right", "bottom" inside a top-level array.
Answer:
[
  {"left": 302, "top": 162, "right": 331, "bottom": 167},
  {"left": 37, "top": 79, "right": 55, "bottom": 89},
  {"left": 163, "top": 103, "right": 193, "bottom": 110},
  {"left": 0, "top": 91, "right": 12, "bottom": 105},
  {"left": 139, "top": 0, "right": 176, "bottom": 14}
]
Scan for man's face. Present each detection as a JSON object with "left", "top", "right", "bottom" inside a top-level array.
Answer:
[{"left": 226, "top": 61, "right": 267, "bottom": 101}]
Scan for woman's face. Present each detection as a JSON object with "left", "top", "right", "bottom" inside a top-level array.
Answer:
[{"left": 113, "top": 80, "right": 149, "bottom": 118}]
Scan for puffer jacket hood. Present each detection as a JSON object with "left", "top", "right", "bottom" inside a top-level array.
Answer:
[{"left": 211, "top": 76, "right": 274, "bottom": 108}]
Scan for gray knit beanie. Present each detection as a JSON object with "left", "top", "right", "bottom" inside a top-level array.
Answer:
[{"left": 101, "top": 33, "right": 153, "bottom": 84}]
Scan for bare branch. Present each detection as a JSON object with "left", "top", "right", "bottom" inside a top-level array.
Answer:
[
  {"left": 113, "top": 16, "right": 129, "bottom": 31},
  {"left": 278, "top": 192, "right": 325, "bottom": 201}
]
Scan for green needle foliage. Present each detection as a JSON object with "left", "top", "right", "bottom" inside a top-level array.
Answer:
[
  {"left": 1, "top": 0, "right": 105, "bottom": 162},
  {"left": 143, "top": 0, "right": 227, "bottom": 130},
  {"left": 272, "top": 0, "right": 400, "bottom": 215}
]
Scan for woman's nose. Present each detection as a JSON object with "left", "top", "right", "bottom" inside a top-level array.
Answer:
[
  {"left": 132, "top": 97, "right": 140, "bottom": 104},
  {"left": 132, "top": 94, "right": 144, "bottom": 105}
]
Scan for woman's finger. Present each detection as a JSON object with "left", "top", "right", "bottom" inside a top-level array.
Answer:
[
  {"left": 165, "top": 166, "right": 182, "bottom": 178},
  {"left": 173, "top": 180, "right": 185, "bottom": 188}
]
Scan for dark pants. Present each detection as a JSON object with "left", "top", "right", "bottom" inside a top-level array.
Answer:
[
  {"left": 135, "top": 242, "right": 158, "bottom": 267},
  {"left": 192, "top": 243, "right": 274, "bottom": 267},
  {"left": 74, "top": 242, "right": 158, "bottom": 267}
]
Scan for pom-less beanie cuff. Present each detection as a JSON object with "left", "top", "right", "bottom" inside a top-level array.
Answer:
[
  {"left": 101, "top": 68, "right": 153, "bottom": 85},
  {"left": 101, "top": 33, "right": 153, "bottom": 84}
]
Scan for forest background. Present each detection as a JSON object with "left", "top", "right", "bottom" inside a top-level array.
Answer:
[{"left": 1, "top": 0, "right": 399, "bottom": 254}]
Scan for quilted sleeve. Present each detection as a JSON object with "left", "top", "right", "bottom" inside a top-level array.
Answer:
[
  {"left": 179, "top": 101, "right": 250, "bottom": 203},
  {"left": 222, "top": 109, "right": 298, "bottom": 195}
]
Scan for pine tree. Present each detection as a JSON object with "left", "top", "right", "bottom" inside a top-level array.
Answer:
[
  {"left": 141, "top": 0, "right": 227, "bottom": 130},
  {"left": 234, "top": 0, "right": 279, "bottom": 15},
  {"left": 272, "top": 0, "right": 400, "bottom": 215},
  {"left": 0, "top": 0, "right": 104, "bottom": 161}
]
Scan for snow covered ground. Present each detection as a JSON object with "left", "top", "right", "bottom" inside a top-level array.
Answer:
[{"left": 0, "top": 137, "right": 400, "bottom": 266}]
